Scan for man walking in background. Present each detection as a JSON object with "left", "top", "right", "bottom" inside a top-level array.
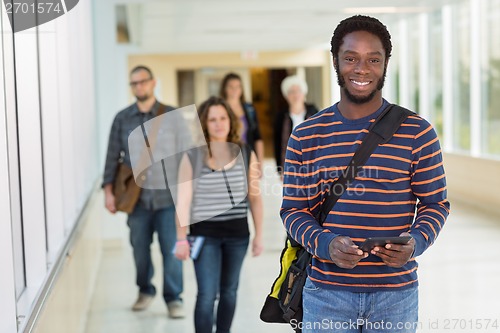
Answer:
[{"left": 102, "top": 65, "right": 185, "bottom": 318}]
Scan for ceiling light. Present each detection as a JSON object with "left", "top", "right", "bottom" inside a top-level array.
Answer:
[{"left": 343, "top": 7, "right": 430, "bottom": 14}]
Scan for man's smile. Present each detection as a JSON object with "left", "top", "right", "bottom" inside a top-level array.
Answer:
[{"left": 350, "top": 79, "right": 372, "bottom": 87}]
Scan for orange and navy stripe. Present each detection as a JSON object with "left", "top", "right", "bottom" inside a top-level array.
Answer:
[{"left": 280, "top": 101, "right": 449, "bottom": 292}]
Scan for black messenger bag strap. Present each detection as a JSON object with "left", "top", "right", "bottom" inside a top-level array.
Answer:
[
  {"left": 315, "top": 104, "right": 415, "bottom": 225},
  {"left": 286, "top": 104, "right": 414, "bottom": 247},
  {"left": 277, "top": 104, "right": 414, "bottom": 330}
]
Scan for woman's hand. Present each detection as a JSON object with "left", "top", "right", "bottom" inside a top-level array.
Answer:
[
  {"left": 248, "top": 151, "right": 264, "bottom": 257},
  {"left": 174, "top": 241, "right": 190, "bottom": 260},
  {"left": 252, "top": 236, "right": 264, "bottom": 257}
]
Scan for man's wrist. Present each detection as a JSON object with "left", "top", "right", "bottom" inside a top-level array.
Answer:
[
  {"left": 316, "top": 233, "right": 339, "bottom": 261},
  {"left": 103, "top": 184, "right": 113, "bottom": 194}
]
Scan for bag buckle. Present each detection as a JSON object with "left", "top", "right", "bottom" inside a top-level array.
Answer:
[{"left": 283, "top": 308, "right": 296, "bottom": 322}]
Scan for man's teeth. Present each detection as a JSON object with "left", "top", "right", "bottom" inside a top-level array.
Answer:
[{"left": 352, "top": 80, "right": 370, "bottom": 86}]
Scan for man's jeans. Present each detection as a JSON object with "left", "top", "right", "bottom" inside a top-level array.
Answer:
[
  {"left": 127, "top": 205, "right": 183, "bottom": 303},
  {"left": 302, "top": 277, "right": 418, "bottom": 333},
  {"left": 193, "top": 236, "right": 249, "bottom": 333}
]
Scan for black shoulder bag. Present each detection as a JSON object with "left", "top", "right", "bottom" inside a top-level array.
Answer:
[{"left": 260, "top": 104, "right": 415, "bottom": 332}]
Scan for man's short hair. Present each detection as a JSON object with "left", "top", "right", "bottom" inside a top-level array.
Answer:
[
  {"left": 330, "top": 15, "right": 392, "bottom": 60},
  {"left": 130, "top": 65, "right": 154, "bottom": 79}
]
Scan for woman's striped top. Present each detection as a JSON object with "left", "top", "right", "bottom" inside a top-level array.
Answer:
[
  {"left": 281, "top": 100, "right": 450, "bottom": 292},
  {"left": 190, "top": 162, "right": 249, "bottom": 238}
]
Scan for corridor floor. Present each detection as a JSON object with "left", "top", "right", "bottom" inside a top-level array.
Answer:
[{"left": 85, "top": 160, "right": 500, "bottom": 333}]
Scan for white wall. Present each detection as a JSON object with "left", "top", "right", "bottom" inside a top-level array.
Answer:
[
  {"left": 0, "top": 7, "right": 18, "bottom": 332},
  {"left": 0, "top": 0, "right": 99, "bottom": 331},
  {"left": 93, "top": 0, "right": 140, "bottom": 170},
  {"left": 443, "top": 153, "right": 500, "bottom": 216},
  {"left": 92, "top": 0, "right": 142, "bottom": 244}
]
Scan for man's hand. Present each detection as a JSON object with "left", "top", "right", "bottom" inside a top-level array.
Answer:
[
  {"left": 329, "top": 236, "right": 368, "bottom": 269},
  {"left": 104, "top": 192, "right": 117, "bottom": 214},
  {"left": 371, "top": 232, "right": 415, "bottom": 267}
]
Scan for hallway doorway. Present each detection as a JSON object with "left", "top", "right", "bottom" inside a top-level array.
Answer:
[{"left": 176, "top": 66, "right": 323, "bottom": 159}]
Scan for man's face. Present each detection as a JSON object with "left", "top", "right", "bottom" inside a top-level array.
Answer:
[
  {"left": 334, "top": 30, "right": 387, "bottom": 105},
  {"left": 129, "top": 69, "right": 155, "bottom": 102}
]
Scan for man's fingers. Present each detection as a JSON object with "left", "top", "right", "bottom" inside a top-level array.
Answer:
[
  {"left": 372, "top": 245, "right": 413, "bottom": 268},
  {"left": 334, "top": 252, "right": 369, "bottom": 269},
  {"left": 335, "top": 237, "right": 363, "bottom": 255},
  {"left": 334, "top": 244, "right": 364, "bottom": 258},
  {"left": 372, "top": 249, "right": 395, "bottom": 259},
  {"left": 105, "top": 204, "right": 116, "bottom": 214},
  {"left": 336, "top": 251, "right": 364, "bottom": 262},
  {"left": 329, "top": 236, "right": 368, "bottom": 269},
  {"left": 373, "top": 245, "right": 395, "bottom": 253},
  {"left": 331, "top": 247, "right": 368, "bottom": 268}
]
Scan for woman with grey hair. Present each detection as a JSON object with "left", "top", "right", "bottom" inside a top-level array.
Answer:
[{"left": 273, "top": 75, "right": 318, "bottom": 176}]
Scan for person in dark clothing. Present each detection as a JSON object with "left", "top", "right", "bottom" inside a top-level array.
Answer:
[
  {"left": 220, "top": 72, "right": 264, "bottom": 176},
  {"left": 273, "top": 75, "right": 318, "bottom": 176}
]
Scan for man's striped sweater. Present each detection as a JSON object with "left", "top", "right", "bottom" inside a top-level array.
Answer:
[{"left": 281, "top": 100, "right": 450, "bottom": 292}]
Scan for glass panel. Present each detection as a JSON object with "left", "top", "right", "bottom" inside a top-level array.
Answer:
[
  {"left": 410, "top": 16, "right": 420, "bottom": 112},
  {"left": 485, "top": 0, "right": 500, "bottom": 156},
  {"left": 430, "top": 10, "right": 444, "bottom": 140},
  {"left": 14, "top": 21, "right": 48, "bottom": 290},
  {"left": 1, "top": 6, "right": 26, "bottom": 299},
  {"left": 453, "top": 2, "right": 471, "bottom": 152}
]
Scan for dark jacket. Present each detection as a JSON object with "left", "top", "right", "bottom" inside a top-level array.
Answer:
[
  {"left": 273, "top": 103, "right": 318, "bottom": 173},
  {"left": 241, "top": 103, "right": 262, "bottom": 151}
]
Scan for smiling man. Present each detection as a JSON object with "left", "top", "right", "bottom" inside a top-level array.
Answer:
[{"left": 280, "top": 16, "right": 449, "bottom": 332}]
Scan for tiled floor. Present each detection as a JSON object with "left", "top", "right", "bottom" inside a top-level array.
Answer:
[{"left": 85, "top": 160, "right": 500, "bottom": 333}]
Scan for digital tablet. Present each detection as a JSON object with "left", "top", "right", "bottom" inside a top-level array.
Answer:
[{"left": 359, "top": 236, "right": 412, "bottom": 252}]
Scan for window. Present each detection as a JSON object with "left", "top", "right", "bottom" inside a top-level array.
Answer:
[
  {"left": 410, "top": 16, "right": 420, "bottom": 112},
  {"left": 429, "top": 10, "right": 444, "bottom": 140},
  {"left": 484, "top": 0, "right": 500, "bottom": 156},
  {"left": 1, "top": 11, "right": 27, "bottom": 301},
  {"left": 453, "top": 2, "right": 471, "bottom": 152}
]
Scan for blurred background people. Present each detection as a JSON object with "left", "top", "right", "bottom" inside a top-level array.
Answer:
[
  {"left": 175, "top": 96, "right": 264, "bottom": 333},
  {"left": 102, "top": 65, "right": 185, "bottom": 318},
  {"left": 273, "top": 75, "right": 318, "bottom": 176},
  {"left": 220, "top": 73, "right": 264, "bottom": 175}
]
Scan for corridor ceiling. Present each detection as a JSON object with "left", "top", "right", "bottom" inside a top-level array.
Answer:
[{"left": 118, "top": 0, "right": 459, "bottom": 53}]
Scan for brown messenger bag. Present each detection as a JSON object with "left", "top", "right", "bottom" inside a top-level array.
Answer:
[{"left": 113, "top": 104, "right": 166, "bottom": 213}]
